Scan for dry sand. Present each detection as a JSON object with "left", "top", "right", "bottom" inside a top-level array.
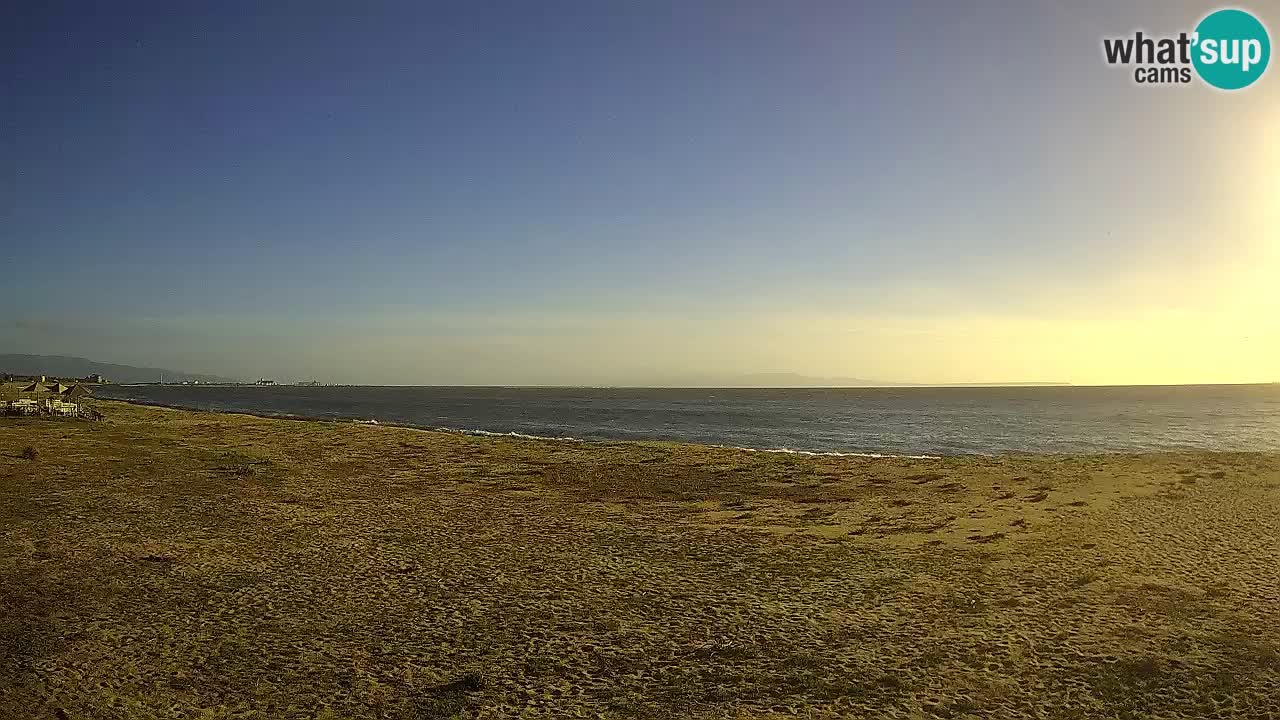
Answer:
[{"left": 2, "top": 401, "right": 1278, "bottom": 719}]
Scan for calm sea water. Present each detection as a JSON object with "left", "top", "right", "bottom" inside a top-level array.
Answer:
[{"left": 93, "top": 384, "right": 1280, "bottom": 456}]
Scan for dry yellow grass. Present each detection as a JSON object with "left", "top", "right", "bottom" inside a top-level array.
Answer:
[{"left": 2, "top": 401, "right": 1278, "bottom": 719}]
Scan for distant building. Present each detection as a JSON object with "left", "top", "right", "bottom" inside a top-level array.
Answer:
[
  {"left": 256, "top": 379, "right": 276, "bottom": 385},
  {"left": 84, "top": 373, "right": 106, "bottom": 384}
]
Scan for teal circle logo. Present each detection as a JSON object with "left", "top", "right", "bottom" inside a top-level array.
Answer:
[{"left": 1192, "top": 9, "right": 1270, "bottom": 90}]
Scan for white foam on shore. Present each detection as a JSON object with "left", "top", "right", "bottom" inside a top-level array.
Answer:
[
  {"left": 438, "top": 424, "right": 939, "bottom": 458},
  {"left": 724, "top": 445, "right": 941, "bottom": 459},
  {"left": 448, "top": 427, "right": 589, "bottom": 443}
]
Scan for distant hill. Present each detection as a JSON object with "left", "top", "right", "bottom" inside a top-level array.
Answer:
[{"left": 0, "top": 354, "right": 235, "bottom": 384}]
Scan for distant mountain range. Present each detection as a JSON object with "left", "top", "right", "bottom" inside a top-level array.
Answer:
[{"left": 0, "top": 354, "right": 236, "bottom": 384}]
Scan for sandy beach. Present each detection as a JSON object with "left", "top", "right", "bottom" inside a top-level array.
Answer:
[{"left": 2, "top": 401, "right": 1278, "bottom": 719}]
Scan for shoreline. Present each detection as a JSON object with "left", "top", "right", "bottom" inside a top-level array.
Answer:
[
  {"left": 94, "top": 398, "right": 948, "bottom": 459},
  {"left": 88, "top": 395, "right": 1269, "bottom": 460}
]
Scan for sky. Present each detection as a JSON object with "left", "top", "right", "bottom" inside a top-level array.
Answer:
[{"left": 3, "top": 1, "right": 1277, "bottom": 385}]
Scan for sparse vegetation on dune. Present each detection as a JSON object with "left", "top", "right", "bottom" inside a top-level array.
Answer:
[{"left": 2, "top": 402, "right": 1279, "bottom": 719}]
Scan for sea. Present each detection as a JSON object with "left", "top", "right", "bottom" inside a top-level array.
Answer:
[{"left": 92, "top": 384, "right": 1280, "bottom": 456}]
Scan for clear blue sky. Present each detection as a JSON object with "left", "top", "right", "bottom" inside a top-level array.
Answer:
[{"left": 3, "top": 1, "right": 1277, "bottom": 384}]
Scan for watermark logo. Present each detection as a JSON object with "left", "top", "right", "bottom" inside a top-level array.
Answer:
[{"left": 1103, "top": 8, "right": 1270, "bottom": 89}]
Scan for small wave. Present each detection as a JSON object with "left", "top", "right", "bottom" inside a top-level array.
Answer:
[
  {"left": 442, "top": 428, "right": 934, "bottom": 457},
  {"left": 445, "top": 430, "right": 936, "bottom": 458},
  {"left": 430, "top": 426, "right": 931, "bottom": 457},
  {"left": 345, "top": 418, "right": 589, "bottom": 442},
  {"left": 725, "top": 445, "right": 940, "bottom": 459},
  {"left": 442, "top": 427, "right": 590, "bottom": 443}
]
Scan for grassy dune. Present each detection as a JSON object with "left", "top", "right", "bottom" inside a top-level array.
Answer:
[{"left": 2, "top": 401, "right": 1279, "bottom": 719}]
